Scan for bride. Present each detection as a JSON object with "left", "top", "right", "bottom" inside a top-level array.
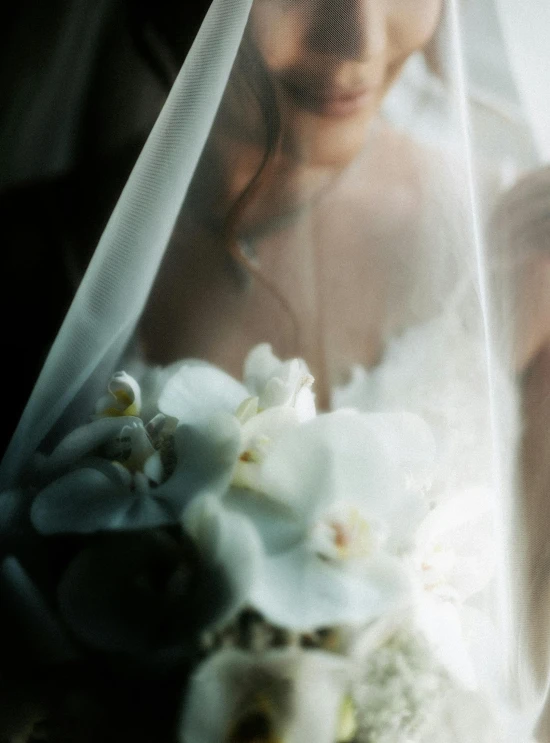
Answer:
[
  {"left": 140, "top": 0, "right": 456, "bottom": 394},
  {"left": 1, "top": 0, "right": 550, "bottom": 740},
  {"left": 137, "top": 0, "right": 549, "bottom": 390}
]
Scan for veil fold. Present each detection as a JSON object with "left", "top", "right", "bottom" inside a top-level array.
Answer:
[{"left": 0, "top": 0, "right": 252, "bottom": 486}]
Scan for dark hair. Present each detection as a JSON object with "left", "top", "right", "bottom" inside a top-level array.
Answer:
[
  {"left": 128, "top": 0, "right": 282, "bottom": 223},
  {"left": 131, "top": 3, "right": 299, "bottom": 350},
  {"left": 223, "top": 39, "right": 301, "bottom": 352}
]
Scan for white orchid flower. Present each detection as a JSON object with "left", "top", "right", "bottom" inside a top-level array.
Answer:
[
  {"left": 411, "top": 590, "right": 478, "bottom": 690},
  {"left": 413, "top": 487, "right": 496, "bottom": 603},
  {"left": 94, "top": 371, "right": 142, "bottom": 418},
  {"left": 32, "top": 415, "right": 152, "bottom": 482},
  {"left": 244, "top": 343, "right": 316, "bottom": 422},
  {"left": 231, "top": 403, "right": 301, "bottom": 491},
  {"left": 257, "top": 410, "right": 432, "bottom": 549},
  {"left": 158, "top": 345, "right": 315, "bottom": 425},
  {"left": 158, "top": 346, "right": 317, "bottom": 495},
  {"left": 158, "top": 361, "right": 250, "bottom": 425},
  {"left": 35, "top": 370, "right": 157, "bottom": 487},
  {"left": 409, "top": 488, "right": 498, "bottom": 689},
  {"left": 159, "top": 364, "right": 300, "bottom": 494},
  {"left": 179, "top": 648, "right": 352, "bottom": 743},
  {"left": 101, "top": 418, "right": 157, "bottom": 478},
  {"left": 239, "top": 410, "right": 433, "bottom": 630},
  {"left": 31, "top": 413, "right": 241, "bottom": 535}
]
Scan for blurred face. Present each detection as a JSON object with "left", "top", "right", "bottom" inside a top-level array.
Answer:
[{"left": 249, "top": 0, "right": 443, "bottom": 167}]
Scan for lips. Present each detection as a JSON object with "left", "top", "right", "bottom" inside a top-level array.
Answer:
[{"left": 280, "top": 77, "right": 379, "bottom": 117}]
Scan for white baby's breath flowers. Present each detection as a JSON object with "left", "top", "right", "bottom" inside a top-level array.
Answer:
[{"left": 351, "top": 628, "right": 452, "bottom": 743}]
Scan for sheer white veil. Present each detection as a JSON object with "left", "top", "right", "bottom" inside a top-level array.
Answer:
[
  {"left": 1, "top": 0, "right": 550, "bottom": 738},
  {"left": 494, "top": 0, "right": 550, "bottom": 161},
  {"left": 3, "top": 0, "right": 543, "bottom": 481},
  {"left": 0, "top": 0, "right": 254, "bottom": 487}
]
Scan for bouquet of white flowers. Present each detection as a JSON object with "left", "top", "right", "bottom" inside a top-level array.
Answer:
[{"left": 0, "top": 344, "right": 513, "bottom": 741}]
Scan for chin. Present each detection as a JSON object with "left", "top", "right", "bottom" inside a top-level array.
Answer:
[
  {"left": 307, "top": 122, "right": 372, "bottom": 168},
  {"left": 281, "top": 99, "right": 379, "bottom": 170}
]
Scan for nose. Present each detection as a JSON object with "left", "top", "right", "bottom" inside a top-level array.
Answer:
[{"left": 307, "top": 0, "right": 387, "bottom": 62}]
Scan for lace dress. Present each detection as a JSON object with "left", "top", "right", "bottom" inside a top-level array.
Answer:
[{"left": 331, "top": 305, "right": 520, "bottom": 742}]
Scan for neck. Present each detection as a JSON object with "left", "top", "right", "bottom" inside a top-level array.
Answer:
[{"left": 185, "top": 127, "right": 350, "bottom": 241}]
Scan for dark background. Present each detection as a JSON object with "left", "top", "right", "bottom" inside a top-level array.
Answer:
[{"left": 0, "top": 0, "right": 212, "bottom": 457}]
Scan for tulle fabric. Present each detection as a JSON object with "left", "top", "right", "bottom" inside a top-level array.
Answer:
[
  {"left": 0, "top": 0, "right": 253, "bottom": 486},
  {"left": 1, "top": 0, "right": 550, "bottom": 739}
]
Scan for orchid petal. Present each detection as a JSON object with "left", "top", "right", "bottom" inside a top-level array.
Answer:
[
  {"left": 39, "top": 416, "right": 144, "bottom": 479},
  {"left": 234, "top": 406, "right": 300, "bottom": 491},
  {"left": 158, "top": 362, "right": 248, "bottom": 424},
  {"left": 173, "top": 412, "right": 241, "bottom": 490},
  {"left": 243, "top": 343, "right": 285, "bottom": 395},
  {"left": 259, "top": 411, "right": 409, "bottom": 521},
  {"left": 293, "top": 383, "right": 316, "bottom": 422},
  {"left": 94, "top": 371, "right": 142, "bottom": 417},
  {"left": 414, "top": 594, "right": 477, "bottom": 690},
  {"left": 130, "top": 359, "right": 186, "bottom": 424},
  {"left": 183, "top": 494, "right": 263, "bottom": 629},
  {"left": 234, "top": 396, "right": 259, "bottom": 424},
  {"left": 225, "top": 486, "right": 304, "bottom": 554},
  {"left": 101, "top": 418, "right": 155, "bottom": 471},
  {"left": 143, "top": 450, "right": 164, "bottom": 484},
  {"left": 239, "top": 406, "right": 301, "bottom": 451},
  {"left": 32, "top": 467, "right": 131, "bottom": 534},
  {"left": 31, "top": 467, "right": 180, "bottom": 534},
  {"left": 244, "top": 344, "right": 316, "bottom": 420},
  {"left": 0, "top": 488, "right": 35, "bottom": 540},
  {"left": 415, "top": 488, "right": 496, "bottom": 600},
  {"left": 251, "top": 544, "right": 410, "bottom": 631}
]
